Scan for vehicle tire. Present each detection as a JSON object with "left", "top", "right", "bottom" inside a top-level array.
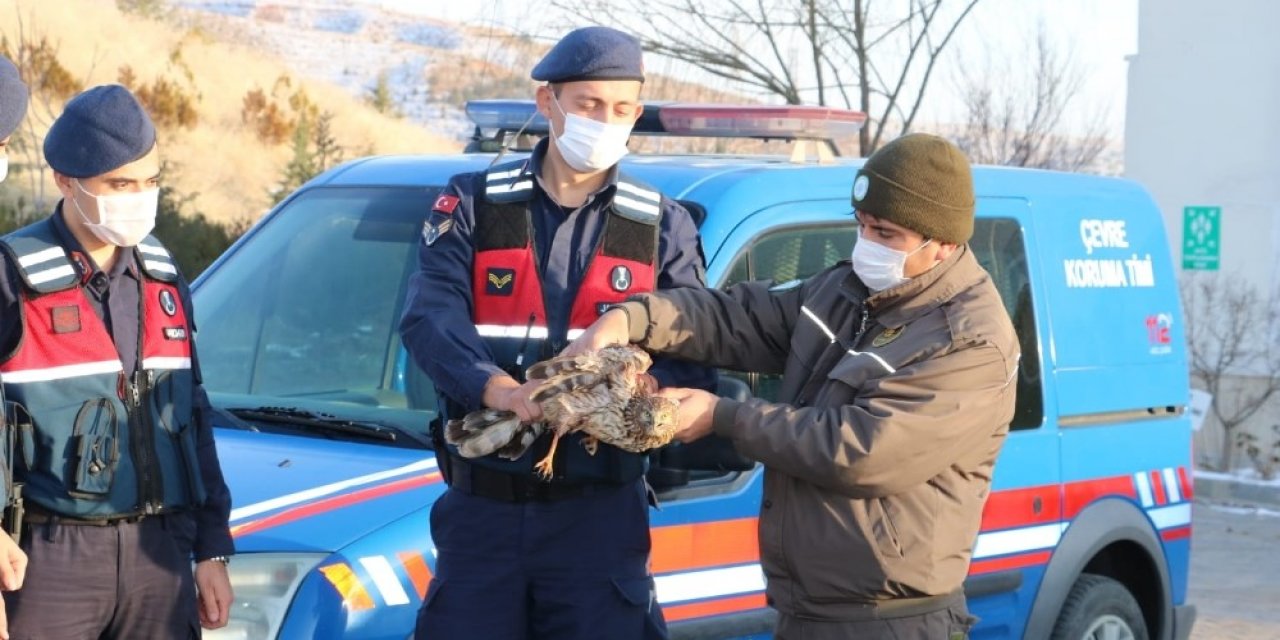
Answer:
[{"left": 1049, "top": 573, "right": 1149, "bottom": 640}]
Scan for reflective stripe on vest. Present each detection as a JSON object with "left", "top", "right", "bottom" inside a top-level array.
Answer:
[{"left": 0, "top": 221, "right": 204, "bottom": 518}]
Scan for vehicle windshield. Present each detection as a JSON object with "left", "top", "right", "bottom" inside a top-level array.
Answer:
[{"left": 193, "top": 186, "right": 440, "bottom": 442}]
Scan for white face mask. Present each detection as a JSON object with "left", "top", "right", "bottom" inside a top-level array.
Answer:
[
  {"left": 0, "top": 156, "right": 8, "bottom": 183},
  {"left": 70, "top": 179, "right": 159, "bottom": 247},
  {"left": 851, "top": 237, "right": 932, "bottom": 292},
  {"left": 549, "top": 96, "right": 633, "bottom": 173}
]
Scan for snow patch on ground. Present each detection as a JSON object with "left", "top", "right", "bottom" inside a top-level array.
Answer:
[{"left": 1195, "top": 468, "right": 1280, "bottom": 486}]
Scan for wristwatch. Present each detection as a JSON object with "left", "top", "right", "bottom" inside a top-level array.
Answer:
[{"left": 204, "top": 555, "right": 231, "bottom": 565}]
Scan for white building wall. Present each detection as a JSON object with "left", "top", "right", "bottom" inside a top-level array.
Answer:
[{"left": 1125, "top": 0, "right": 1280, "bottom": 470}]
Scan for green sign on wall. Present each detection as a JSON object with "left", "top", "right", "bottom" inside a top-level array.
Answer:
[{"left": 1182, "top": 206, "right": 1220, "bottom": 270}]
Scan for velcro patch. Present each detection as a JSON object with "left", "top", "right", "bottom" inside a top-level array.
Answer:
[
  {"left": 433, "top": 194, "right": 460, "bottom": 215},
  {"left": 51, "top": 305, "right": 81, "bottom": 334},
  {"left": 163, "top": 327, "right": 188, "bottom": 341}
]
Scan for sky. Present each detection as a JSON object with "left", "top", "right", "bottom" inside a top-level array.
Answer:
[{"left": 380, "top": 0, "right": 1138, "bottom": 138}]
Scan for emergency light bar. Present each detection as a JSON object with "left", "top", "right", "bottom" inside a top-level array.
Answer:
[{"left": 464, "top": 100, "right": 867, "bottom": 157}]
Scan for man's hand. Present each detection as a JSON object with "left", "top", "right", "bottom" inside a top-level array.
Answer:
[
  {"left": 0, "top": 536, "right": 26, "bottom": 593},
  {"left": 195, "top": 559, "right": 233, "bottom": 630},
  {"left": 0, "top": 535, "right": 26, "bottom": 640},
  {"left": 561, "top": 308, "right": 631, "bottom": 358},
  {"left": 657, "top": 387, "right": 719, "bottom": 443},
  {"left": 483, "top": 375, "right": 545, "bottom": 422}
]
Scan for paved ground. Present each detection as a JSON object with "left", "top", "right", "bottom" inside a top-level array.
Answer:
[{"left": 1188, "top": 501, "right": 1280, "bottom": 639}]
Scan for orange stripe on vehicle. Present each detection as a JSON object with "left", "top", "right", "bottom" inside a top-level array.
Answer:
[
  {"left": 398, "top": 551, "right": 433, "bottom": 599},
  {"left": 1177, "top": 466, "right": 1194, "bottom": 500},
  {"left": 981, "top": 484, "right": 1062, "bottom": 531},
  {"left": 968, "top": 550, "right": 1052, "bottom": 576},
  {"left": 232, "top": 472, "right": 442, "bottom": 538},
  {"left": 1150, "top": 470, "right": 1167, "bottom": 505},
  {"left": 1160, "top": 526, "right": 1192, "bottom": 542},
  {"left": 662, "top": 593, "right": 767, "bottom": 623},
  {"left": 1063, "top": 475, "right": 1137, "bottom": 518},
  {"left": 319, "top": 562, "right": 375, "bottom": 611},
  {"left": 650, "top": 518, "right": 758, "bottom": 575}
]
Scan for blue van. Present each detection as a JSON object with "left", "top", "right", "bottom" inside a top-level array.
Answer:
[{"left": 195, "top": 102, "right": 1194, "bottom": 639}]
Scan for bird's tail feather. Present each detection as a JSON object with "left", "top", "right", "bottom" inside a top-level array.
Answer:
[{"left": 445, "top": 409, "right": 524, "bottom": 459}]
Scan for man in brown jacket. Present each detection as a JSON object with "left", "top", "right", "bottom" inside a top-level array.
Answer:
[{"left": 569, "top": 133, "right": 1020, "bottom": 639}]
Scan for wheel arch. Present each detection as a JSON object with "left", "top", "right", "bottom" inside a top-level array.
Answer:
[{"left": 1023, "top": 497, "right": 1172, "bottom": 640}]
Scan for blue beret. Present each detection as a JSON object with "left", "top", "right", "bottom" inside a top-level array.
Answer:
[
  {"left": 0, "top": 55, "right": 28, "bottom": 140},
  {"left": 531, "top": 26, "right": 645, "bottom": 83},
  {"left": 44, "top": 84, "right": 156, "bottom": 178}
]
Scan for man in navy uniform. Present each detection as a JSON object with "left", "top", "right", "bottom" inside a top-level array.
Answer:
[
  {"left": 0, "top": 85, "right": 234, "bottom": 638},
  {"left": 400, "top": 25, "right": 716, "bottom": 640}
]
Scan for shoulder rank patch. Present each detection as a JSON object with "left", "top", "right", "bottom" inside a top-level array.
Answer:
[
  {"left": 872, "top": 326, "right": 904, "bottom": 347},
  {"left": 433, "top": 193, "right": 460, "bottom": 215},
  {"left": 423, "top": 216, "right": 454, "bottom": 247}
]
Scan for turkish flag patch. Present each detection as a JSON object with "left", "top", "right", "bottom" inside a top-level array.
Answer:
[
  {"left": 433, "top": 194, "right": 460, "bottom": 215},
  {"left": 51, "top": 305, "right": 81, "bottom": 334}
]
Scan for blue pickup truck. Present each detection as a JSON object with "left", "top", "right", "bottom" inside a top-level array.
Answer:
[{"left": 195, "top": 101, "right": 1194, "bottom": 640}]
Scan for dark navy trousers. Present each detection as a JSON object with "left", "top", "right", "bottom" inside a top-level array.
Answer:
[
  {"left": 415, "top": 478, "right": 668, "bottom": 640},
  {"left": 4, "top": 512, "right": 200, "bottom": 639}
]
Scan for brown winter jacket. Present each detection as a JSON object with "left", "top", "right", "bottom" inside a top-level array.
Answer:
[{"left": 621, "top": 246, "right": 1019, "bottom": 621}]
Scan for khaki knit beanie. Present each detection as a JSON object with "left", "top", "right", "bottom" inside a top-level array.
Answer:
[{"left": 851, "top": 133, "right": 975, "bottom": 244}]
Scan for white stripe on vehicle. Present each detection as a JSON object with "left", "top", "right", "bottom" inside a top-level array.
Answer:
[
  {"left": 142, "top": 357, "right": 191, "bottom": 371},
  {"left": 1163, "top": 467, "right": 1181, "bottom": 503},
  {"left": 1148, "top": 503, "right": 1191, "bottom": 530},
  {"left": 654, "top": 564, "right": 765, "bottom": 605},
  {"left": 1134, "top": 472, "right": 1154, "bottom": 507},
  {"left": 1, "top": 360, "right": 124, "bottom": 383},
  {"left": 229, "top": 458, "right": 438, "bottom": 522},
  {"left": 799, "top": 306, "right": 896, "bottom": 375},
  {"left": 359, "top": 556, "right": 411, "bottom": 606},
  {"left": 29, "top": 265, "right": 76, "bottom": 286},
  {"left": 972, "top": 522, "right": 1065, "bottom": 559},
  {"left": 17, "top": 247, "right": 66, "bottom": 268}
]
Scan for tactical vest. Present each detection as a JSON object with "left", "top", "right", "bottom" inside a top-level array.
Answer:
[
  {"left": 0, "top": 219, "right": 206, "bottom": 519},
  {"left": 459, "top": 159, "right": 662, "bottom": 483}
]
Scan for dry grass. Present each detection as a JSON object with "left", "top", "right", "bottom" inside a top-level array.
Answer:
[{"left": 1, "top": 0, "right": 460, "bottom": 223}]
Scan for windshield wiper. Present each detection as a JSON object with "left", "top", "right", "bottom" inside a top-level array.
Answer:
[{"left": 227, "top": 406, "right": 398, "bottom": 443}]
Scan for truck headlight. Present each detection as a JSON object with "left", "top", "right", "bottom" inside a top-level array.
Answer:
[{"left": 204, "top": 553, "right": 326, "bottom": 640}]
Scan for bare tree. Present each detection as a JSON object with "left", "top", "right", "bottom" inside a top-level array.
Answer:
[
  {"left": 953, "top": 26, "right": 1110, "bottom": 172},
  {"left": 1181, "top": 272, "right": 1280, "bottom": 471},
  {"left": 552, "top": 0, "right": 980, "bottom": 156}
]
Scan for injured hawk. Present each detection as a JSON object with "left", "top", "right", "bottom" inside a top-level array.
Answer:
[{"left": 445, "top": 345, "right": 680, "bottom": 479}]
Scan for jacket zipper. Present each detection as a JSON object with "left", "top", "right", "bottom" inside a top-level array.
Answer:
[{"left": 132, "top": 273, "right": 163, "bottom": 514}]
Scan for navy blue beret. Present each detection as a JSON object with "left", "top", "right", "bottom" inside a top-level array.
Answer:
[
  {"left": 0, "top": 55, "right": 28, "bottom": 140},
  {"left": 44, "top": 84, "right": 156, "bottom": 178},
  {"left": 531, "top": 26, "right": 645, "bottom": 83}
]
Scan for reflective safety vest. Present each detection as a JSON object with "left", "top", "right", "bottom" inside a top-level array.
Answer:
[
  {"left": 0, "top": 219, "right": 206, "bottom": 519},
  {"left": 459, "top": 159, "right": 662, "bottom": 483}
]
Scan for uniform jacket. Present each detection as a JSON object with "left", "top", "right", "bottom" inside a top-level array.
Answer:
[
  {"left": 399, "top": 141, "right": 716, "bottom": 480},
  {"left": 0, "top": 211, "right": 234, "bottom": 560},
  {"left": 626, "top": 246, "right": 1019, "bottom": 620}
]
